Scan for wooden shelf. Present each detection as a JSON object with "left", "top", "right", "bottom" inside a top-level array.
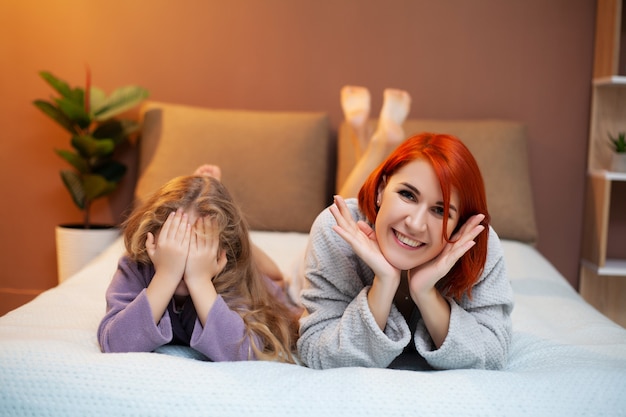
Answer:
[
  {"left": 594, "top": 75, "right": 626, "bottom": 86},
  {"left": 580, "top": 263, "right": 626, "bottom": 327},
  {"left": 581, "top": 0, "right": 626, "bottom": 326},
  {"left": 590, "top": 169, "right": 626, "bottom": 181},
  {"left": 582, "top": 259, "right": 626, "bottom": 276}
]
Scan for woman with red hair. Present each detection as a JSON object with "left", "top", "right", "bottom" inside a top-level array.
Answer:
[{"left": 297, "top": 109, "right": 514, "bottom": 370}]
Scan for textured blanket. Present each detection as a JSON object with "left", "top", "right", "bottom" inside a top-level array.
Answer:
[{"left": 1, "top": 233, "right": 625, "bottom": 417}]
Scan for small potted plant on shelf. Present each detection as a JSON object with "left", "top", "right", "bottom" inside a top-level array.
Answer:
[
  {"left": 34, "top": 69, "right": 149, "bottom": 282},
  {"left": 608, "top": 131, "right": 626, "bottom": 173}
]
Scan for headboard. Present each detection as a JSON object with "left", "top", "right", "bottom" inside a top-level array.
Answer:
[
  {"left": 337, "top": 120, "right": 538, "bottom": 244},
  {"left": 135, "top": 101, "right": 537, "bottom": 244},
  {"left": 136, "top": 101, "right": 333, "bottom": 233}
]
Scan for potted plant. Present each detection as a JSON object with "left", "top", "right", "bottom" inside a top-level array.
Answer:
[
  {"left": 608, "top": 131, "right": 626, "bottom": 172},
  {"left": 34, "top": 69, "right": 149, "bottom": 282}
]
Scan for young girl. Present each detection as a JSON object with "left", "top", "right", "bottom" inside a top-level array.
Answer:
[
  {"left": 97, "top": 174, "right": 299, "bottom": 363},
  {"left": 296, "top": 87, "right": 513, "bottom": 370}
]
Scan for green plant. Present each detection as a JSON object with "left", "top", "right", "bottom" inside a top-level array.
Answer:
[
  {"left": 34, "top": 70, "right": 149, "bottom": 228},
  {"left": 609, "top": 131, "right": 626, "bottom": 153}
]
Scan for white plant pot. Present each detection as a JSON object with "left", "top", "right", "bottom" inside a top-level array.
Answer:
[
  {"left": 611, "top": 152, "right": 626, "bottom": 173},
  {"left": 55, "top": 225, "right": 120, "bottom": 284}
]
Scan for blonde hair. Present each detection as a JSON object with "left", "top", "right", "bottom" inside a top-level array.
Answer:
[{"left": 123, "top": 175, "right": 298, "bottom": 363}]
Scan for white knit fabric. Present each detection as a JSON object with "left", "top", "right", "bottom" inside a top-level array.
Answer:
[
  {"left": 1, "top": 233, "right": 625, "bottom": 417},
  {"left": 297, "top": 200, "right": 514, "bottom": 370}
]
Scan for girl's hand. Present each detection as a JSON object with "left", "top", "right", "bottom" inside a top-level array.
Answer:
[
  {"left": 146, "top": 209, "right": 191, "bottom": 283},
  {"left": 408, "top": 213, "right": 486, "bottom": 302},
  {"left": 145, "top": 209, "right": 191, "bottom": 324},
  {"left": 330, "top": 195, "right": 400, "bottom": 284},
  {"left": 184, "top": 216, "right": 225, "bottom": 327},
  {"left": 184, "top": 216, "right": 227, "bottom": 286}
]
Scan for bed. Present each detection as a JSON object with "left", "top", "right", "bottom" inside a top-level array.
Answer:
[{"left": 1, "top": 101, "right": 625, "bottom": 417}]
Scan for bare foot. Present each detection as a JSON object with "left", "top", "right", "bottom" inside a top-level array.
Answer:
[
  {"left": 373, "top": 88, "right": 411, "bottom": 151},
  {"left": 380, "top": 88, "right": 411, "bottom": 126},
  {"left": 341, "top": 86, "right": 372, "bottom": 156},
  {"left": 341, "top": 85, "right": 371, "bottom": 128},
  {"left": 194, "top": 164, "right": 222, "bottom": 181}
]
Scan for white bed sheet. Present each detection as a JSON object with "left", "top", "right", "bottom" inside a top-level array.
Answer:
[{"left": 1, "top": 232, "right": 625, "bottom": 417}]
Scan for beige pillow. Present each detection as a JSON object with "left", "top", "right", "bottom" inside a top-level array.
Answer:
[
  {"left": 136, "top": 101, "right": 332, "bottom": 233},
  {"left": 337, "top": 120, "right": 538, "bottom": 244}
]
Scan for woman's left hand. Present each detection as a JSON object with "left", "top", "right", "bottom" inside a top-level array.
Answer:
[{"left": 408, "top": 214, "right": 486, "bottom": 302}]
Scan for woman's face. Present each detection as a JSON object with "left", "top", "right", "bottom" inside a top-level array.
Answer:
[{"left": 374, "top": 159, "right": 460, "bottom": 271}]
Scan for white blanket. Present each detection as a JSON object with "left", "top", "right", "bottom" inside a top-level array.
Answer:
[{"left": 1, "top": 232, "right": 625, "bottom": 417}]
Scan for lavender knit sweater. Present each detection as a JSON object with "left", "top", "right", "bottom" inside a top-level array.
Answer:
[{"left": 97, "top": 256, "right": 266, "bottom": 361}]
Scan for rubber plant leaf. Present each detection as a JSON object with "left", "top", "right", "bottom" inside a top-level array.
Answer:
[
  {"left": 93, "top": 119, "right": 139, "bottom": 146},
  {"left": 55, "top": 96, "right": 91, "bottom": 130},
  {"left": 93, "top": 86, "right": 150, "bottom": 120},
  {"left": 60, "top": 169, "right": 85, "bottom": 209},
  {"left": 93, "top": 160, "right": 127, "bottom": 183},
  {"left": 71, "top": 134, "right": 115, "bottom": 158},
  {"left": 89, "top": 87, "right": 108, "bottom": 115},
  {"left": 83, "top": 174, "right": 117, "bottom": 201},
  {"left": 55, "top": 149, "right": 89, "bottom": 174},
  {"left": 39, "top": 71, "right": 80, "bottom": 101},
  {"left": 33, "top": 100, "right": 77, "bottom": 134}
]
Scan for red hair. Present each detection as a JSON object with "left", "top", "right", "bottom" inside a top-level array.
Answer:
[{"left": 358, "top": 133, "right": 490, "bottom": 299}]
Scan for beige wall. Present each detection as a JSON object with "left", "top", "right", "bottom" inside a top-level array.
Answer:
[{"left": 0, "top": 0, "right": 596, "bottom": 315}]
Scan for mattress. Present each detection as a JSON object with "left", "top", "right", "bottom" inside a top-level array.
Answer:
[{"left": 0, "top": 231, "right": 625, "bottom": 416}]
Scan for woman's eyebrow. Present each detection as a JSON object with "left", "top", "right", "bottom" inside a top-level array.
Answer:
[
  {"left": 401, "top": 182, "right": 458, "bottom": 213},
  {"left": 400, "top": 182, "right": 420, "bottom": 195}
]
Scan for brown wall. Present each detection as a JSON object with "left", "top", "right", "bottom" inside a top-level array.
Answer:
[{"left": 0, "top": 0, "right": 596, "bottom": 315}]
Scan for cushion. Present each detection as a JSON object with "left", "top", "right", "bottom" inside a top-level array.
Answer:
[
  {"left": 136, "top": 101, "right": 333, "bottom": 233},
  {"left": 337, "top": 120, "right": 538, "bottom": 244}
]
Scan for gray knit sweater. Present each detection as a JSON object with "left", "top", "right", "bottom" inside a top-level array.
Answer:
[{"left": 297, "top": 198, "right": 514, "bottom": 370}]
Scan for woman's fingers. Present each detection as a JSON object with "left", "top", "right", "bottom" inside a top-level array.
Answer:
[
  {"left": 451, "top": 214, "right": 485, "bottom": 247},
  {"left": 458, "top": 213, "right": 485, "bottom": 235},
  {"left": 435, "top": 214, "right": 486, "bottom": 271},
  {"left": 330, "top": 196, "right": 353, "bottom": 229}
]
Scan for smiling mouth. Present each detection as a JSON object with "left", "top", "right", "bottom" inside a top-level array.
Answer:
[{"left": 394, "top": 230, "right": 423, "bottom": 248}]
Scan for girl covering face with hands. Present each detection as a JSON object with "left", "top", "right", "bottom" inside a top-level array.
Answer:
[
  {"left": 98, "top": 175, "right": 299, "bottom": 363},
  {"left": 297, "top": 132, "right": 514, "bottom": 370}
]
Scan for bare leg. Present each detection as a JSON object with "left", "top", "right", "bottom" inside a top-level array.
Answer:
[
  {"left": 341, "top": 85, "right": 372, "bottom": 158},
  {"left": 194, "top": 164, "right": 285, "bottom": 286},
  {"left": 339, "top": 88, "right": 411, "bottom": 198},
  {"left": 251, "top": 243, "right": 285, "bottom": 288}
]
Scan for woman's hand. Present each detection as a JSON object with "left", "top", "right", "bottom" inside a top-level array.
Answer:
[
  {"left": 184, "top": 216, "right": 225, "bottom": 326},
  {"left": 330, "top": 196, "right": 400, "bottom": 283},
  {"left": 330, "top": 195, "right": 400, "bottom": 330},
  {"left": 406, "top": 214, "right": 485, "bottom": 348},
  {"left": 408, "top": 213, "right": 486, "bottom": 300}
]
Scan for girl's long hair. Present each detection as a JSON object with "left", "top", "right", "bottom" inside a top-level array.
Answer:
[
  {"left": 123, "top": 175, "right": 299, "bottom": 362},
  {"left": 358, "top": 133, "right": 490, "bottom": 300}
]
